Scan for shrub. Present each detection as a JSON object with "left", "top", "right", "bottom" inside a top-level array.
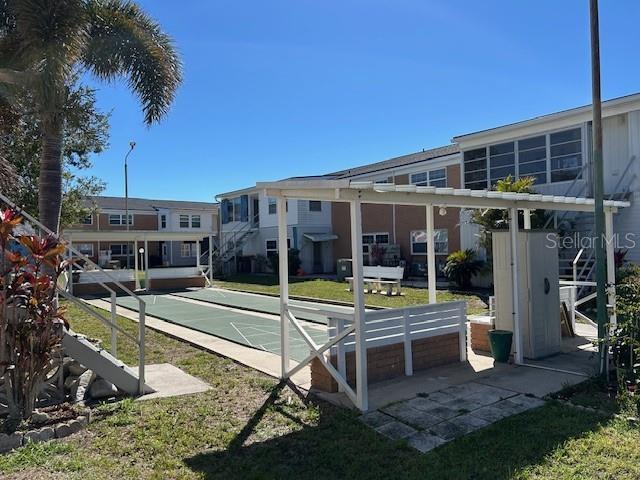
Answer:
[
  {"left": 442, "top": 249, "right": 484, "bottom": 290},
  {"left": 612, "top": 263, "right": 640, "bottom": 393},
  {"left": 0, "top": 209, "right": 68, "bottom": 432},
  {"left": 267, "top": 249, "right": 302, "bottom": 276}
]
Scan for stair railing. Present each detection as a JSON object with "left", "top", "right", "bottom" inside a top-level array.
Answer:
[{"left": 0, "top": 191, "right": 147, "bottom": 394}]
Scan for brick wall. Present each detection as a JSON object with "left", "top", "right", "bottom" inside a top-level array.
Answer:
[
  {"left": 73, "top": 281, "right": 136, "bottom": 297},
  {"left": 310, "top": 332, "right": 460, "bottom": 393},
  {"left": 330, "top": 164, "right": 462, "bottom": 269},
  {"left": 470, "top": 322, "right": 491, "bottom": 353},
  {"left": 149, "top": 276, "right": 205, "bottom": 291}
]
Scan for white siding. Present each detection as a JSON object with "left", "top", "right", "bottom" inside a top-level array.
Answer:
[{"left": 603, "top": 113, "right": 630, "bottom": 194}]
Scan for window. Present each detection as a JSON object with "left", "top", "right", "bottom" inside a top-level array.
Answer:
[
  {"left": 191, "top": 215, "right": 201, "bottom": 228},
  {"left": 265, "top": 239, "right": 290, "bottom": 257},
  {"left": 463, "top": 148, "right": 488, "bottom": 190},
  {"left": 232, "top": 197, "right": 242, "bottom": 221},
  {"left": 309, "top": 200, "right": 322, "bottom": 212},
  {"left": 268, "top": 198, "right": 277, "bottom": 215},
  {"left": 489, "top": 142, "right": 515, "bottom": 186},
  {"left": 410, "top": 229, "right": 448, "bottom": 255},
  {"left": 77, "top": 243, "right": 94, "bottom": 256},
  {"left": 108, "top": 214, "right": 132, "bottom": 226},
  {"left": 362, "top": 232, "right": 389, "bottom": 246},
  {"left": 518, "top": 135, "right": 547, "bottom": 185},
  {"left": 410, "top": 168, "right": 447, "bottom": 188},
  {"left": 80, "top": 215, "right": 92, "bottom": 225},
  {"left": 179, "top": 215, "right": 189, "bottom": 228},
  {"left": 160, "top": 215, "right": 167, "bottom": 229},
  {"left": 550, "top": 127, "right": 582, "bottom": 182},
  {"left": 110, "top": 244, "right": 129, "bottom": 256},
  {"left": 181, "top": 242, "right": 195, "bottom": 257}
]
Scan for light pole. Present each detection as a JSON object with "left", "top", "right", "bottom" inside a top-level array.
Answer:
[
  {"left": 589, "top": 0, "right": 607, "bottom": 376},
  {"left": 124, "top": 141, "right": 136, "bottom": 269}
]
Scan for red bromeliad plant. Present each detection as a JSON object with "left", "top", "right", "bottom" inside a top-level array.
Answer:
[{"left": 0, "top": 208, "right": 68, "bottom": 432}]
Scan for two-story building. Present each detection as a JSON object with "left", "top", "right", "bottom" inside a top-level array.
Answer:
[
  {"left": 219, "top": 92, "right": 640, "bottom": 281},
  {"left": 63, "top": 196, "right": 219, "bottom": 268}
]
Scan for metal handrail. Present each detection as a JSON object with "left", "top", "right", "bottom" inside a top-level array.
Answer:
[
  {"left": 0, "top": 191, "right": 147, "bottom": 394},
  {"left": 572, "top": 248, "right": 585, "bottom": 284}
]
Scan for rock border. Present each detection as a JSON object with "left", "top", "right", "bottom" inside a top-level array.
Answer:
[{"left": 0, "top": 410, "right": 92, "bottom": 454}]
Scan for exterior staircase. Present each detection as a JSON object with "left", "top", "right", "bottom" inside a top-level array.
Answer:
[{"left": 0, "top": 191, "right": 151, "bottom": 397}]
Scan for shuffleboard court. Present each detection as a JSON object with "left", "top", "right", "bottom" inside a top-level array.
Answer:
[
  {"left": 110, "top": 293, "right": 328, "bottom": 362},
  {"left": 171, "top": 287, "right": 355, "bottom": 325}
]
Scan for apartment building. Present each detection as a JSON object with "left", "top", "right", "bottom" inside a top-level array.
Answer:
[
  {"left": 64, "top": 196, "right": 219, "bottom": 268},
  {"left": 218, "top": 93, "right": 640, "bottom": 280}
]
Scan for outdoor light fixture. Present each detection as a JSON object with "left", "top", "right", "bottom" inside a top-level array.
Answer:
[
  {"left": 439, "top": 207, "right": 447, "bottom": 216},
  {"left": 138, "top": 248, "right": 144, "bottom": 254}
]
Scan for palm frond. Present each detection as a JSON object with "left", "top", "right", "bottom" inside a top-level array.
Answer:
[{"left": 84, "top": 0, "right": 182, "bottom": 124}]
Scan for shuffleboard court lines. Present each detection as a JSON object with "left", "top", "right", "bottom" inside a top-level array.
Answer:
[
  {"left": 109, "top": 293, "right": 327, "bottom": 362},
  {"left": 171, "top": 287, "right": 356, "bottom": 325}
]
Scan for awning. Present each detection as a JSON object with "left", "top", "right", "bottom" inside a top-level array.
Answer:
[{"left": 303, "top": 233, "right": 338, "bottom": 242}]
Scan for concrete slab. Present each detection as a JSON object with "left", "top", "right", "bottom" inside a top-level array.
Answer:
[
  {"left": 138, "top": 363, "right": 210, "bottom": 400},
  {"left": 476, "top": 365, "right": 585, "bottom": 398}
]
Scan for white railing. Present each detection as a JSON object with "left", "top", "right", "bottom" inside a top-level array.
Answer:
[
  {"left": 297, "top": 301, "right": 467, "bottom": 406},
  {"left": 0, "top": 192, "right": 147, "bottom": 394}
]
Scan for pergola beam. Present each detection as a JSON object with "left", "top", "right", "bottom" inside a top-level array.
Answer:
[{"left": 426, "top": 204, "right": 436, "bottom": 304}]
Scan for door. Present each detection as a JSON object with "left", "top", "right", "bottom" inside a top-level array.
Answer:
[{"left": 313, "top": 242, "right": 323, "bottom": 274}]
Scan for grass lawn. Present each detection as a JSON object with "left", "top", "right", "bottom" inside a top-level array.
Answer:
[
  {"left": 213, "top": 274, "right": 489, "bottom": 315},
  {"left": 2, "top": 303, "right": 640, "bottom": 479}
]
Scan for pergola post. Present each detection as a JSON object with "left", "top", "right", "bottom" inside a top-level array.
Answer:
[
  {"left": 144, "top": 236, "right": 149, "bottom": 291},
  {"left": 523, "top": 209, "right": 532, "bottom": 230},
  {"left": 605, "top": 208, "right": 616, "bottom": 328},
  {"left": 208, "top": 234, "right": 214, "bottom": 282},
  {"left": 196, "top": 239, "right": 201, "bottom": 271},
  {"left": 277, "top": 197, "right": 289, "bottom": 378},
  {"left": 509, "top": 207, "right": 524, "bottom": 364},
  {"left": 350, "top": 198, "right": 368, "bottom": 411},
  {"left": 134, "top": 239, "right": 139, "bottom": 290},
  {"left": 426, "top": 204, "right": 436, "bottom": 304}
]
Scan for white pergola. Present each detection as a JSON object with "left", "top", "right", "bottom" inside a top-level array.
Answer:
[
  {"left": 258, "top": 179, "right": 629, "bottom": 411},
  {"left": 62, "top": 230, "right": 216, "bottom": 291}
]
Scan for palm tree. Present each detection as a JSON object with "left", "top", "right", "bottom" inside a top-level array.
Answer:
[{"left": 0, "top": 0, "right": 182, "bottom": 232}]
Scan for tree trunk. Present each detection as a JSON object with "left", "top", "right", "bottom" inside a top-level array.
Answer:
[{"left": 38, "top": 119, "right": 63, "bottom": 233}]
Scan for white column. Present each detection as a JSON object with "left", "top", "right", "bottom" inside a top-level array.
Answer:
[
  {"left": 605, "top": 209, "right": 617, "bottom": 328},
  {"left": 509, "top": 208, "right": 524, "bottom": 364},
  {"left": 67, "top": 234, "right": 73, "bottom": 295},
  {"left": 134, "top": 239, "right": 139, "bottom": 290},
  {"left": 277, "top": 197, "right": 289, "bottom": 378},
  {"left": 426, "top": 204, "right": 436, "bottom": 304},
  {"left": 196, "top": 239, "right": 201, "bottom": 271},
  {"left": 350, "top": 198, "right": 368, "bottom": 411},
  {"left": 523, "top": 209, "right": 532, "bottom": 230},
  {"left": 208, "top": 234, "right": 214, "bottom": 282},
  {"left": 144, "top": 236, "right": 149, "bottom": 291}
]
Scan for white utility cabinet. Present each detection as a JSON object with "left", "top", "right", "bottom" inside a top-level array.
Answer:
[{"left": 492, "top": 230, "right": 561, "bottom": 359}]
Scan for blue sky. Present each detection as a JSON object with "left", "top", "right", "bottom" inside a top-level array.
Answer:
[{"left": 86, "top": 0, "right": 640, "bottom": 202}]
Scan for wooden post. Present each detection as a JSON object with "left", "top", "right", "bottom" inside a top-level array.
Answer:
[
  {"left": 208, "top": 234, "right": 214, "bottom": 282},
  {"left": 110, "top": 291, "right": 118, "bottom": 357},
  {"left": 458, "top": 302, "right": 467, "bottom": 362},
  {"left": 350, "top": 198, "right": 368, "bottom": 411},
  {"left": 523, "top": 209, "right": 532, "bottom": 230},
  {"left": 426, "top": 204, "right": 436, "bottom": 304},
  {"left": 277, "top": 197, "right": 289, "bottom": 378},
  {"left": 336, "top": 318, "right": 346, "bottom": 392},
  {"left": 605, "top": 209, "right": 616, "bottom": 329},
  {"left": 134, "top": 239, "right": 139, "bottom": 290}
]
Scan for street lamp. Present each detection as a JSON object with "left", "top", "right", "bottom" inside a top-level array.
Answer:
[{"left": 124, "top": 141, "right": 136, "bottom": 268}]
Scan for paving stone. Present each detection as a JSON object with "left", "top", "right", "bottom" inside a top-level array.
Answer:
[
  {"left": 424, "top": 404, "right": 462, "bottom": 420},
  {"left": 360, "top": 411, "right": 394, "bottom": 429},
  {"left": 450, "top": 414, "right": 491, "bottom": 433},
  {"left": 440, "top": 396, "right": 486, "bottom": 413},
  {"left": 471, "top": 404, "right": 512, "bottom": 423},
  {"left": 375, "top": 421, "right": 417, "bottom": 440},
  {"left": 428, "top": 420, "right": 468, "bottom": 441},
  {"left": 466, "top": 385, "right": 518, "bottom": 406},
  {"left": 421, "top": 390, "right": 456, "bottom": 404},
  {"left": 406, "top": 431, "right": 447, "bottom": 453},
  {"left": 508, "top": 394, "right": 546, "bottom": 413},
  {"left": 404, "top": 397, "right": 442, "bottom": 412},
  {"left": 382, "top": 404, "right": 442, "bottom": 429}
]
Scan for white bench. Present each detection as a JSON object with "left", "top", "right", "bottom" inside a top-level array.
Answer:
[{"left": 346, "top": 265, "right": 404, "bottom": 296}]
